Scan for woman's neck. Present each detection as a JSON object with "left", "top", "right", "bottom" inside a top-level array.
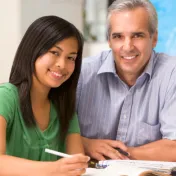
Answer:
[{"left": 31, "top": 75, "right": 50, "bottom": 106}]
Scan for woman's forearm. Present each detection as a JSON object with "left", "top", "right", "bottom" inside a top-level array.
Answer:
[
  {"left": 66, "top": 133, "right": 85, "bottom": 154},
  {"left": 0, "top": 155, "right": 52, "bottom": 176}
]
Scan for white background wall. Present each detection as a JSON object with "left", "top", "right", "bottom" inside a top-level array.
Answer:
[
  {"left": 21, "top": 0, "right": 83, "bottom": 35},
  {"left": 0, "top": 0, "right": 21, "bottom": 83},
  {"left": 83, "top": 42, "right": 109, "bottom": 58},
  {"left": 0, "top": 0, "right": 83, "bottom": 83}
]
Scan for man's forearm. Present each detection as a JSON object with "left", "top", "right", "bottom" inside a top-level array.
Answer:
[{"left": 128, "top": 139, "right": 176, "bottom": 161}]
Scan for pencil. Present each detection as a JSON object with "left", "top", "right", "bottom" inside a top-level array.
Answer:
[
  {"left": 116, "top": 148, "right": 129, "bottom": 157},
  {"left": 45, "top": 148, "right": 72, "bottom": 158}
]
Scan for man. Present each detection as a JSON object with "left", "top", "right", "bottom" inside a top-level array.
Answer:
[{"left": 77, "top": 0, "right": 176, "bottom": 161}]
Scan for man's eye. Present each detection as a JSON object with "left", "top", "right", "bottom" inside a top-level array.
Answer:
[
  {"left": 49, "top": 51, "right": 59, "bottom": 56},
  {"left": 133, "top": 34, "right": 143, "bottom": 38},
  {"left": 112, "top": 34, "right": 121, "bottom": 39}
]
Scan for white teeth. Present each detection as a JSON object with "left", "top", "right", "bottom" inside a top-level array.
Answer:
[
  {"left": 51, "top": 71, "right": 62, "bottom": 77},
  {"left": 123, "top": 56, "right": 136, "bottom": 60}
]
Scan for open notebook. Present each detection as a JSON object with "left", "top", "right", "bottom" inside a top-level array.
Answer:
[
  {"left": 83, "top": 160, "right": 176, "bottom": 176},
  {"left": 84, "top": 163, "right": 149, "bottom": 176}
]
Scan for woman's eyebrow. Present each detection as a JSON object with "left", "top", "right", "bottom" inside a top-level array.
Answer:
[
  {"left": 54, "top": 45, "right": 78, "bottom": 54},
  {"left": 54, "top": 45, "right": 63, "bottom": 51}
]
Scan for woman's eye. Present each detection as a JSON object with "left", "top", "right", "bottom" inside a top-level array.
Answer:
[
  {"left": 49, "top": 51, "right": 59, "bottom": 56},
  {"left": 68, "top": 56, "right": 76, "bottom": 61}
]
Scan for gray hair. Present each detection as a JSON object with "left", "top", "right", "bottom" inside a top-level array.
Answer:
[{"left": 107, "top": 0, "right": 158, "bottom": 37}]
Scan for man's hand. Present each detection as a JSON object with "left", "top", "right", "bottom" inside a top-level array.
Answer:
[
  {"left": 128, "top": 139, "right": 176, "bottom": 161},
  {"left": 82, "top": 137, "right": 130, "bottom": 160}
]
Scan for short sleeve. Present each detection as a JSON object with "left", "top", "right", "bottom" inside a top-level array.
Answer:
[
  {"left": 0, "top": 83, "right": 17, "bottom": 125},
  {"left": 160, "top": 68, "right": 176, "bottom": 140},
  {"left": 76, "top": 72, "right": 83, "bottom": 112},
  {"left": 67, "top": 113, "right": 80, "bottom": 134}
]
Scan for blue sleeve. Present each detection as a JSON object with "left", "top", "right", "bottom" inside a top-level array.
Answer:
[
  {"left": 160, "top": 68, "right": 176, "bottom": 140},
  {"left": 76, "top": 71, "right": 83, "bottom": 113}
]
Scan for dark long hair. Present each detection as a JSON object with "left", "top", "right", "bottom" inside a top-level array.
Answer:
[{"left": 9, "top": 16, "right": 83, "bottom": 140}]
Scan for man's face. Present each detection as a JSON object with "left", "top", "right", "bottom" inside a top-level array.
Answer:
[{"left": 108, "top": 7, "right": 158, "bottom": 79}]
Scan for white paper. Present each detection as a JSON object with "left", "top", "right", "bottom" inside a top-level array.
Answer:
[
  {"left": 83, "top": 164, "right": 148, "bottom": 176},
  {"left": 83, "top": 168, "right": 104, "bottom": 176},
  {"left": 83, "top": 160, "right": 176, "bottom": 176},
  {"left": 102, "top": 163, "right": 149, "bottom": 176},
  {"left": 98, "top": 160, "right": 176, "bottom": 173}
]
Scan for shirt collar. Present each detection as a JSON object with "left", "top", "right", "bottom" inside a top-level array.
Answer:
[
  {"left": 97, "top": 50, "right": 116, "bottom": 75},
  {"left": 143, "top": 50, "right": 155, "bottom": 80},
  {"left": 97, "top": 50, "right": 156, "bottom": 79}
]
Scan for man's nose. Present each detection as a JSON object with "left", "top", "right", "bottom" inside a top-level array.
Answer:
[{"left": 122, "top": 38, "right": 134, "bottom": 51}]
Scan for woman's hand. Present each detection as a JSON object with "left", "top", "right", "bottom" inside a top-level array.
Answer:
[{"left": 48, "top": 153, "right": 90, "bottom": 176}]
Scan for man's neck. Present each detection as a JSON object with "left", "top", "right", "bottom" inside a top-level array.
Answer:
[{"left": 118, "top": 72, "right": 139, "bottom": 87}]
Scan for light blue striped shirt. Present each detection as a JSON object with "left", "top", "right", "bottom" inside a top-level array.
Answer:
[{"left": 76, "top": 50, "right": 176, "bottom": 147}]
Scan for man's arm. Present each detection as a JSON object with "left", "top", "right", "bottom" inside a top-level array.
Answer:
[
  {"left": 82, "top": 137, "right": 129, "bottom": 160},
  {"left": 130, "top": 67, "right": 175, "bottom": 161},
  {"left": 128, "top": 139, "right": 176, "bottom": 161},
  {"left": 129, "top": 66, "right": 176, "bottom": 161},
  {"left": 82, "top": 137, "right": 176, "bottom": 161}
]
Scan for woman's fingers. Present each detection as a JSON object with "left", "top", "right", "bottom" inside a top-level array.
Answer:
[{"left": 64, "top": 154, "right": 90, "bottom": 164}]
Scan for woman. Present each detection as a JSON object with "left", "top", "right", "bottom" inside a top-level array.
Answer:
[{"left": 0, "top": 16, "right": 89, "bottom": 176}]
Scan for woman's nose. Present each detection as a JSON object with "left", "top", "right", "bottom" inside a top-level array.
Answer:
[{"left": 56, "top": 57, "right": 66, "bottom": 69}]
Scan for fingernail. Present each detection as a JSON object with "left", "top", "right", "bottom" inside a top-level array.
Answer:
[{"left": 125, "top": 157, "right": 130, "bottom": 160}]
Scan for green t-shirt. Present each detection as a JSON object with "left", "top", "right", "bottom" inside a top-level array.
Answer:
[{"left": 0, "top": 83, "right": 80, "bottom": 161}]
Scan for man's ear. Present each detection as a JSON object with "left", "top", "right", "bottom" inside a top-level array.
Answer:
[
  {"left": 108, "top": 39, "right": 112, "bottom": 49},
  {"left": 152, "top": 30, "right": 158, "bottom": 48}
]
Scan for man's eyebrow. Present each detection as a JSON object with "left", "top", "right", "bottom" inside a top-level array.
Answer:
[
  {"left": 54, "top": 45, "right": 78, "bottom": 54},
  {"left": 132, "top": 32, "right": 145, "bottom": 35},
  {"left": 111, "top": 32, "right": 146, "bottom": 36},
  {"left": 112, "top": 32, "right": 121, "bottom": 35},
  {"left": 111, "top": 32, "right": 121, "bottom": 37}
]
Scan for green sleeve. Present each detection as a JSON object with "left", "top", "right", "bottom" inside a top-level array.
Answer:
[
  {"left": 0, "top": 83, "right": 17, "bottom": 125},
  {"left": 67, "top": 113, "right": 80, "bottom": 134}
]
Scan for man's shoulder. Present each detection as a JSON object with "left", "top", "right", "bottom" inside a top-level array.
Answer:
[
  {"left": 155, "top": 52, "right": 176, "bottom": 62},
  {"left": 82, "top": 50, "right": 111, "bottom": 72},
  {"left": 152, "top": 52, "right": 176, "bottom": 80},
  {"left": 154, "top": 52, "right": 176, "bottom": 69}
]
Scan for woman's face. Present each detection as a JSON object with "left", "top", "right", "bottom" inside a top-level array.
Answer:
[{"left": 33, "top": 37, "right": 78, "bottom": 90}]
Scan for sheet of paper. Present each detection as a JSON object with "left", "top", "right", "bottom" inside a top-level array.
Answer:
[
  {"left": 98, "top": 160, "right": 176, "bottom": 173},
  {"left": 83, "top": 163, "right": 149, "bottom": 176},
  {"left": 83, "top": 168, "right": 104, "bottom": 176},
  {"left": 102, "top": 163, "right": 149, "bottom": 176},
  {"left": 84, "top": 160, "right": 176, "bottom": 176}
]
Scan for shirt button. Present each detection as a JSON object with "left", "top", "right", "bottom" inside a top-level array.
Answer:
[
  {"left": 45, "top": 144, "right": 49, "bottom": 148},
  {"left": 123, "top": 114, "right": 127, "bottom": 119}
]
